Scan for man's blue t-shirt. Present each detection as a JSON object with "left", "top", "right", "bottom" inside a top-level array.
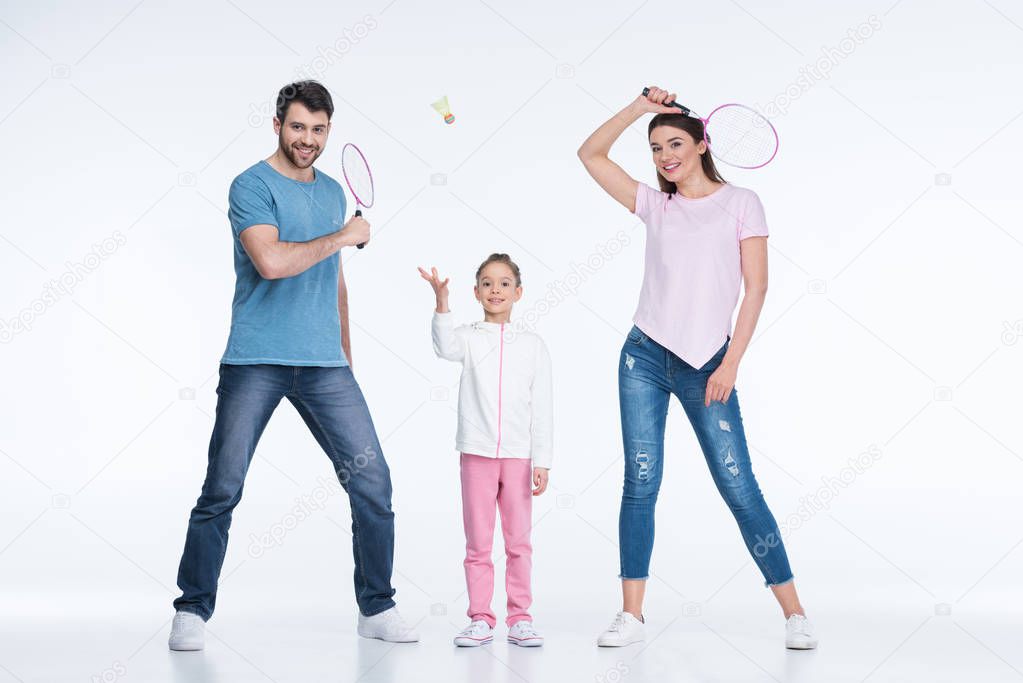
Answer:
[{"left": 220, "top": 160, "right": 348, "bottom": 367}]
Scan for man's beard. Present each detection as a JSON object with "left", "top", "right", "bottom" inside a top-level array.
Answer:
[{"left": 280, "top": 139, "right": 320, "bottom": 168}]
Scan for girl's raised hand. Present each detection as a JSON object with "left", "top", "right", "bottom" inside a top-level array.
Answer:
[
  {"left": 634, "top": 86, "right": 682, "bottom": 114},
  {"left": 417, "top": 266, "right": 450, "bottom": 300}
]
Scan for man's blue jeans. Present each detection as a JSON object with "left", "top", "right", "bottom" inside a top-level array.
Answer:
[
  {"left": 173, "top": 363, "right": 397, "bottom": 620},
  {"left": 618, "top": 325, "right": 794, "bottom": 587}
]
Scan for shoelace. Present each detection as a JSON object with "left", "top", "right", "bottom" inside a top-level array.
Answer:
[
  {"left": 788, "top": 615, "right": 811, "bottom": 636},
  {"left": 460, "top": 621, "right": 488, "bottom": 636},
  {"left": 385, "top": 610, "right": 413, "bottom": 633},
  {"left": 607, "top": 613, "right": 627, "bottom": 634},
  {"left": 515, "top": 622, "right": 537, "bottom": 637},
  {"left": 173, "top": 613, "right": 198, "bottom": 629}
]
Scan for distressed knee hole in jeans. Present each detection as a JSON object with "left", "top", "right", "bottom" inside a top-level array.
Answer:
[
  {"left": 634, "top": 450, "right": 650, "bottom": 481},
  {"left": 624, "top": 354, "right": 635, "bottom": 370},
  {"left": 723, "top": 448, "right": 739, "bottom": 477},
  {"left": 718, "top": 419, "right": 731, "bottom": 432}
]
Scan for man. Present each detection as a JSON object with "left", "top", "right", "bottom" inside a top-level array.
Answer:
[{"left": 168, "top": 80, "right": 417, "bottom": 650}]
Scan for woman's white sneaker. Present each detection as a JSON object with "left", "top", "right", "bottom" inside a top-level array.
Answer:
[
  {"left": 507, "top": 620, "right": 543, "bottom": 647},
  {"left": 454, "top": 620, "right": 494, "bottom": 647},
  {"left": 597, "top": 611, "right": 645, "bottom": 647},
  {"left": 168, "top": 611, "right": 205, "bottom": 651},
  {"left": 357, "top": 606, "right": 420, "bottom": 643},
  {"left": 785, "top": 614, "right": 818, "bottom": 650}
]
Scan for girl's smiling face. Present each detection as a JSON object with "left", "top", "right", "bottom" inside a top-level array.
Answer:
[
  {"left": 474, "top": 262, "right": 522, "bottom": 320},
  {"left": 649, "top": 125, "right": 707, "bottom": 185}
]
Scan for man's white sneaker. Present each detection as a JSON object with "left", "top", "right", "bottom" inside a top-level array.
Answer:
[
  {"left": 168, "top": 611, "right": 205, "bottom": 651},
  {"left": 596, "top": 611, "right": 645, "bottom": 647},
  {"left": 507, "top": 620, "right": 543, "bottom": 647},
  {"left": 454, "top": 620, "right": 494, "bottom": 647},
  {"left": 357, "top": 606, "right": 420, "bottom": 643},
  {"left": 785, "top": 614, "right": 818, "bottom": 650}
]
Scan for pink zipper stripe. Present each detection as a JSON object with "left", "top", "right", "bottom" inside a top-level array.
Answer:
[{"left": 496, "top": 322, "right": 504, "bottom": 457}]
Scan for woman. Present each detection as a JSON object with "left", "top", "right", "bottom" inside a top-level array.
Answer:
[{"left": 577, "top": 86, "right": 816, "bottom": 650}]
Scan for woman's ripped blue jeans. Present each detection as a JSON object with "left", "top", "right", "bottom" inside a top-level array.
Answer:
[{"left": 618, "top": 325, "right": 794, "bottom": 588}]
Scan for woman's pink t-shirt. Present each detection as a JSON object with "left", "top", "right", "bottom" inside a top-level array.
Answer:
[{"left": 632, "top": 181, "right": 769, "bottom": 369}]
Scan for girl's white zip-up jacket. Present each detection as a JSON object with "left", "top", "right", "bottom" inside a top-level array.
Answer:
[{"left": 431, "top": 311, "right": 553, "bottom": 469}]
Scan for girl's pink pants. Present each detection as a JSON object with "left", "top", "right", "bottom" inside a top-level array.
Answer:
[{"left": 459, "top": 453, "right": 533, "bottom": 628}]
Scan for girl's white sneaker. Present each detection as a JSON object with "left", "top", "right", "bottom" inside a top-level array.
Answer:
[
  {"left": 507, "top": 620, "right": 544, "bottom": 647},
  {"left": 596, "top": 611, "right": 645, "bottom": 647},
  {"left": 454, "top": 619, "right": 494, "bottom": 647},
  {"left": 785, "top": 614, "right": 818, "bottom": 650}
]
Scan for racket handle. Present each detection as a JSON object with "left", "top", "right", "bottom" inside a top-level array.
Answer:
[
  {"left": 641, "top": 87, "right": 691, "bottom": 116},
  {"left": 354, "top": 208, "right": 366, "bottom": 249}
]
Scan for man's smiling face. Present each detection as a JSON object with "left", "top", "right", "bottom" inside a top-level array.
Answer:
[{"left": 274, "top": 101, "right": 330, "bottom": 169}]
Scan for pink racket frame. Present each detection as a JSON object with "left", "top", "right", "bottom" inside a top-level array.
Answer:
[
  {"left": 700, "top": 103, "right": 779, "bottom": 170},
  {"left": 341, "top": 142, "right": 375, "bottom": 209}
]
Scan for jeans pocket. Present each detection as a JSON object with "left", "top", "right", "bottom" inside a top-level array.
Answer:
[{"left": 626, "top": 325, "right": 647, "bottom": 345}]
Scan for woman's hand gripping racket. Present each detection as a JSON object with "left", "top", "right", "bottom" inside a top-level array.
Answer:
[
  {"left": 641, "top": 87, "right": 779, "bottom": 169},
  {"left": 341, "top": 142, "right": 375, "bottom": 249}
]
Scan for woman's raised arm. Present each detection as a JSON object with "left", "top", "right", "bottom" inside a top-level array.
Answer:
[{"left": 577, "top": 87, "right": 679, "bottom": 212}]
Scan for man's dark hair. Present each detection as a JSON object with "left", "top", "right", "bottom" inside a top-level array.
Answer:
[{"left": 275, "top": 80, "right": 334, "bottom": 123}]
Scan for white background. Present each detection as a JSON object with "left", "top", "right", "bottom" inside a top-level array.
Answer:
[{"left": 1, "top": 0, "right": 1021, "bottom": 681}]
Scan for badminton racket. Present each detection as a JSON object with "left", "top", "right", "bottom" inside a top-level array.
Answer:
[
  {"left": 642, "top": 87, "right": 778, "bottom": 169},
  {"left": 341, "top": 142, "right": 375, "bottom": 249}
]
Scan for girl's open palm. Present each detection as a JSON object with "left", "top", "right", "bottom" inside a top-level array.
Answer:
[{"left": 417, "top": 266, "right": 450, "bottom": 299}]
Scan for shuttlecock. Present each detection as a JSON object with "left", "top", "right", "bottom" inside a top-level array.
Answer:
[{"left": 431, "top": 95, "right": 455, "bottom": 124}]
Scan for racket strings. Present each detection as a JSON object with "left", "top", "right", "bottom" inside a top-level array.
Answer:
[
  {"left": 704, "top": 106, "right": 776, "bottom": 168},
  {"left": 342, "top": 145, "right": 375, "bottom": 207}
]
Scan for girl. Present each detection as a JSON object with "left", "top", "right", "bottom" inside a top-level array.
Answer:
[
  {"left": 418, "top": 254, "right": 553, "bottom": 648},
  {"left": 577, "top": 87, "right": 817, "bottom": 650}
]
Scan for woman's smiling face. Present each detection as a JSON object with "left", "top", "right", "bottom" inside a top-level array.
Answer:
[{"left": 649, "top": 125, "right": 707, "bottom": 185}]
